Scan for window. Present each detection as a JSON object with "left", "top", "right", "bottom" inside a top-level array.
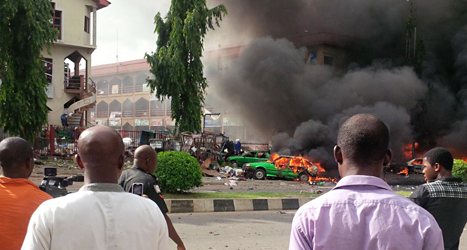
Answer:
[
  {"left": 84, "top": 16, "right": 90, "bottom": 33},
  {"left": 51, "top": 3, "right": 62, "bottom": 39},
  {"left": 44, "top": 58, "right": 53, "bottom": 84}
]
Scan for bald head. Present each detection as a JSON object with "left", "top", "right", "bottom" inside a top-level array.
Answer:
[
  {"left": 0, "top": 137, "right": 34, "bottom": 178},
  {"left": 134, "top": 145, "right": 157, "bottom": 174},
  {"left": 77, "top": 126, "right": 125, "bottom": 183},
  {"left": 337, "top": 114, "right": 390, "bottom": 168}
]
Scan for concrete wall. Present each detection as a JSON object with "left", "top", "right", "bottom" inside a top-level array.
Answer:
[
  {"left": 53, "top": 0, "right": 96, "bottom": 47},
  {"left": 42, "top": 0, "right": 100, "bottom": 126}
]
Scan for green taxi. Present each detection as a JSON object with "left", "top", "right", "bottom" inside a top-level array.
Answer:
[
  {"left": 227, "top": 151, "right": 270, "bottom": 168},
  {"left": 243, "top": 155, "right": 318, "bottom": 181}
]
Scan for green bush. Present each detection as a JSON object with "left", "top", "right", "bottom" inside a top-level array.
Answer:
[
  {"left": 155, "top": 151, "right": 202, "bottom": 193},
  {"left": 453, "top": 159, "right": 467, "bottom": 182}
]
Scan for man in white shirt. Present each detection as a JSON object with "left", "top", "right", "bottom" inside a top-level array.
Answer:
[{"left": 22, "top": 126, "right": 168, "bottom": 250}]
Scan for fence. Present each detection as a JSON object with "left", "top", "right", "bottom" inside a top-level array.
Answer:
[{"left": 35, "top": 125, "right": 84, "bottom": 156}]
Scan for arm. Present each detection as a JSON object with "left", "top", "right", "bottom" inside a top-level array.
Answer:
[
  {"left": 289, "top": 213, "right": 313, "bottom": 250},
  {"left": 164, "top": 213, "right": 186, "bottom": 250},
  {"left": 409, "top": 185, "right": 429, "bottom": 208},
  {"left": 21, "top": 206, "right": 51, "bottom": 250}
]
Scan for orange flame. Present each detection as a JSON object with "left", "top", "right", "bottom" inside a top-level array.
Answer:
[
  {"left": 397, "top": 167, "right": 409, "bottom": 176},
  {"left": 403, "top": 142, "right": 418, "bottom": 160},
  {"left": 268, "top": 153, "right": 338, "bottom": 183}
]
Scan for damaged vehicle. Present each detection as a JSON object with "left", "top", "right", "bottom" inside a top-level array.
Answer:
[
  {"left": 407, "top": 158, "right": 423, "bottom": 174},
  {"left": 227, "top": 151, "right": 270, "bottom": 168},
  {"left": 243, "top": 154, "right": 319, "bottom": 182}
]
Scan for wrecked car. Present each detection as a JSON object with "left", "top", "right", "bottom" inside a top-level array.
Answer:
[
  {"left": 227, "top": 151, "right": 270, "bottom": 168},
  {"left": 407, "top": 158, "right": 423, "bottom": 174},
  {"left": 243, "top": 154, "right": 318, "bottom": 182}
]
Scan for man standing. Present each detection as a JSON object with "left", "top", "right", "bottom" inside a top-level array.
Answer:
[
  {"left": 289, "top": 114, "right": 443, "bottom": 250},
  {"left": 410, "top": 147, "right": 467, "bottom": 250},
  {"left": 22, "top": 126, "right": 168, "bottom": 250},
  {"left": 0, "top": 137, "right": 52, "bottom": 250},
  {"left": 119, "top": 145, "right": 186, "bottom": 250}
]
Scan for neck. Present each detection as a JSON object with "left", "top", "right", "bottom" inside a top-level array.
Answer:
[
  {"left": 340, "top": 163, "right": 383, "bottom": 178},
  {"left": 437, "top": 171, "right": 454, "bottom": 180}
]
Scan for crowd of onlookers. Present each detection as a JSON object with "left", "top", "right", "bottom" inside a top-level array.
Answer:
[{"left": 0, "top": 114, "right": 466, "bottom": 250}]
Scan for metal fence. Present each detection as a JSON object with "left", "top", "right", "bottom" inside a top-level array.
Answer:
[{"left": 35, "top": 125, "right": 84, "bottom": 156}]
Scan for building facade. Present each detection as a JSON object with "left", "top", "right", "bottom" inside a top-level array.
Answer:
[
  {"left": 91, "top": 37, "right": 347, "bottom": 142},
  {"left": 42, "top": 0, "right": 110, "bottom": 127}
]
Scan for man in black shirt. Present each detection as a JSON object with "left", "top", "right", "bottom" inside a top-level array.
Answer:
[
  {"left": 119, "top": 145, "right": 185, "bottom": 250},
  {"left": 410, "top": 147, "right": 467, "bottom": 250}
]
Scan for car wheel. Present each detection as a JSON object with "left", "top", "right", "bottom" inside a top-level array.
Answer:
[
  {"left": 231, "top": 161, "right": 239, "bottom": 168},
  {"left": 254, "top": 169, "right": 266, "bottom": 180},
  {"left": 298, "top": 173, "right": 309, "bottom": 182}
]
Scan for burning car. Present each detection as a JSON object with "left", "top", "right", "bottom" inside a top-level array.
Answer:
[
  {"left": 227, "top": 151, "right": 270, "bottom": 168},
  {"left": 407, "top": 158, "right": 423, "bottom": 174},
  {"left": 242, "top": 154, "right": 319, "bottom": 182}
]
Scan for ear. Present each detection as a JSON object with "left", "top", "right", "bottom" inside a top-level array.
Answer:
[
  {"left": 76, "top": 154, "right": 84, "bottom": 170},
  {"left": 334, "top": 145, "right": 343, "bottom": 164},
  {"left": 383, "top": 149, "right": 393, "bottom": 166},
  {"left": 433, "top": 163, "right": 441, "bottom": 172},
  {"left": 117, "top": 154, "right": 124, "bottom": 170}
]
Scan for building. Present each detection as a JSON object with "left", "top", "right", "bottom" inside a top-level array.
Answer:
[
  {"left": 91, "top": 35, "right": 348, "bottom": 141},
  {"left": 42, "top": 0, "right": 110, "bottom": 127}
]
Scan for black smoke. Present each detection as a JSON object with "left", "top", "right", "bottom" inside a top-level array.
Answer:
[{"left": 204, "top": 0, "right": 467, "bottom": 168}]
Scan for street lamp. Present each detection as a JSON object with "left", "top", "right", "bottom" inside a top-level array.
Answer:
[{"left": 203, "top": 112, "right": 220, "bottom": 133}]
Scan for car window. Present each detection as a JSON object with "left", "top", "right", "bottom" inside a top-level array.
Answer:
[
  {"left": 244, "top": 152, "right": 255, "bottom": 157},
  {"left": 274, "top": 157, "right": 290, "bottom": 169}
]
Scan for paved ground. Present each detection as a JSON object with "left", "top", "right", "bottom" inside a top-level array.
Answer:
[{"left": 167, "top": 211, "right": 467, "bottom": 250}]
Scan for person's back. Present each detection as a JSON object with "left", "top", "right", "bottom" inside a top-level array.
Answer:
[
  {"left": 292, "top": 175, "right": 441, "bottom": 249},
  {"left": 410, "top": 147, "right": 467, "bottom": 250},
  {"left": 21, "top": 126, "right": 168, "bottom": 250},
  {"left": 0, "top": 137, "right": 52, "bottom": 250},
  {"left": 25, "top": 186, "right": 167, "bottom": 249},
  {"left": 289, "top": 114, "right": 443, "bottom": 250}
]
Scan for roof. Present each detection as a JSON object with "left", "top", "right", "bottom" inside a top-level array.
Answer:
[{"left": 92, "top": 0, "right": 111, "bottom": 10}]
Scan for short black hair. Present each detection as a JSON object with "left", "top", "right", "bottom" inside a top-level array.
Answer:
[
  {"left": 423, "top": 147, "right": 453, "bottom": 171},
  {"left": 0, "top": 137, "right": 33, "bottom": 170},
  {"left": 337, "top": 114, "right": 389, "bottom": 166}
]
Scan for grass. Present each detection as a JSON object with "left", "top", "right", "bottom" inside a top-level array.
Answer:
[
  {"left": 164, "top": 192, "right": 320, "bottom": 199},
  {"left": 395, "top": 191, "right": 412, "bottom": 197}
]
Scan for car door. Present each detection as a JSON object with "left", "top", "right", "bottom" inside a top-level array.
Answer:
[
  {"left": 275, "top": 157, "right": 291, "bottom": 178},
  {"left": 241, "top": 151, "right": 257, "bottom": 166}
]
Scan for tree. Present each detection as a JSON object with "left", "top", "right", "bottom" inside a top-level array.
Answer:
[
  {"left": 146, "top": 0, "right": 227, "bottom": 133},
  {"left": 0, "top": 0, "right": 57, "bottom": 141}
]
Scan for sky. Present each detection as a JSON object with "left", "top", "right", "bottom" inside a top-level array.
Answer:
[{"left": 92, "top": 0, "right": 171, "bottom": 66}]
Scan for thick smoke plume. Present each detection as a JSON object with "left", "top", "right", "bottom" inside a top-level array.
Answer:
[{"left": 204, "top": 0, "right": 467, "bottom": 168}]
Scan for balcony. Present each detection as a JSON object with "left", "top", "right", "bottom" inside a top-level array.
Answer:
[{"left": 64, "top": 75, "right": 84, "bottom": 94}]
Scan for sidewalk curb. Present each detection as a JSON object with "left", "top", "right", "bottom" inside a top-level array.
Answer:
[{"left": 165, "top": 198, "right": 315, "bottom": 213}]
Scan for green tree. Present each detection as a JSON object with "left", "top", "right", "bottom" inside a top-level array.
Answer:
[
  {"left": 146, "top": 0, "right": 227, "bottom": 133},
  {"left": 0, "top": 0, "right": 57, "bottom": 141}
]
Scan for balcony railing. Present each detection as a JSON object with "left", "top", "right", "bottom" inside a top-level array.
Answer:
[
  {"left": 123, "top": 110, "right": 133, "bottom": 117},
  {"left": 64, "top": 75, "right": 83, "bottom": 94},
  {"left": 151, "top": 109, "right": 165, "bottom": 116},
  {"left": 135, "top": 110, "right": 149, "bottom": 117},
  {"left": 96, "top": 111, "right": 109, "bottom": 118},
  {"left": 122, "top": 85, "right": 134, "bottom": 94}
]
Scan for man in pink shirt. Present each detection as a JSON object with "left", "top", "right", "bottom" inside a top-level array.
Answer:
[{"left": 289, "top": 114, "right": 443, "bottom": 250}]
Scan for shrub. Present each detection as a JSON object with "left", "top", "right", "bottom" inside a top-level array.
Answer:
[
  {"left": 452, "top": 159, "right": 467, "bottom": 182},
  {"left": 155, "top": 151, "right": 202, "bottom": 193}
]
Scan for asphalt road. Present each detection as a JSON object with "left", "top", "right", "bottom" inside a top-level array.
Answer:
[{"left": 168, "top": 211, "right": 467, "bottom": 250}]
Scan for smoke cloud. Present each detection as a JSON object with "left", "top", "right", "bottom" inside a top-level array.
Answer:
[{"left": 204, "top": 0, "right": 467, "bottom": 168}]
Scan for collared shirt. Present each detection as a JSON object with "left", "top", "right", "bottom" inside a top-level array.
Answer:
[
  {"left": 0, "top": 176, "right": 52, "bottom": 250},
  {"left": 118, "top": 166, "right": 168, "bottom": 214},
  {"left": 289, "top": 175, "right": 443, "bottom": 250},
  {"left": 410, "top": 178, "right": 467, "bottom": 250},
  {"left": 21, "top": 183, "right": 168, "bottom": 250}
]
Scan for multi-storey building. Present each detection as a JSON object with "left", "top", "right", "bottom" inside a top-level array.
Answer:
[
  {"left": 91, "top": 34, "right": 348, "bottom": 141},
  {"left": 42, "top": 0, "right": 110, "bottom": 127}
]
